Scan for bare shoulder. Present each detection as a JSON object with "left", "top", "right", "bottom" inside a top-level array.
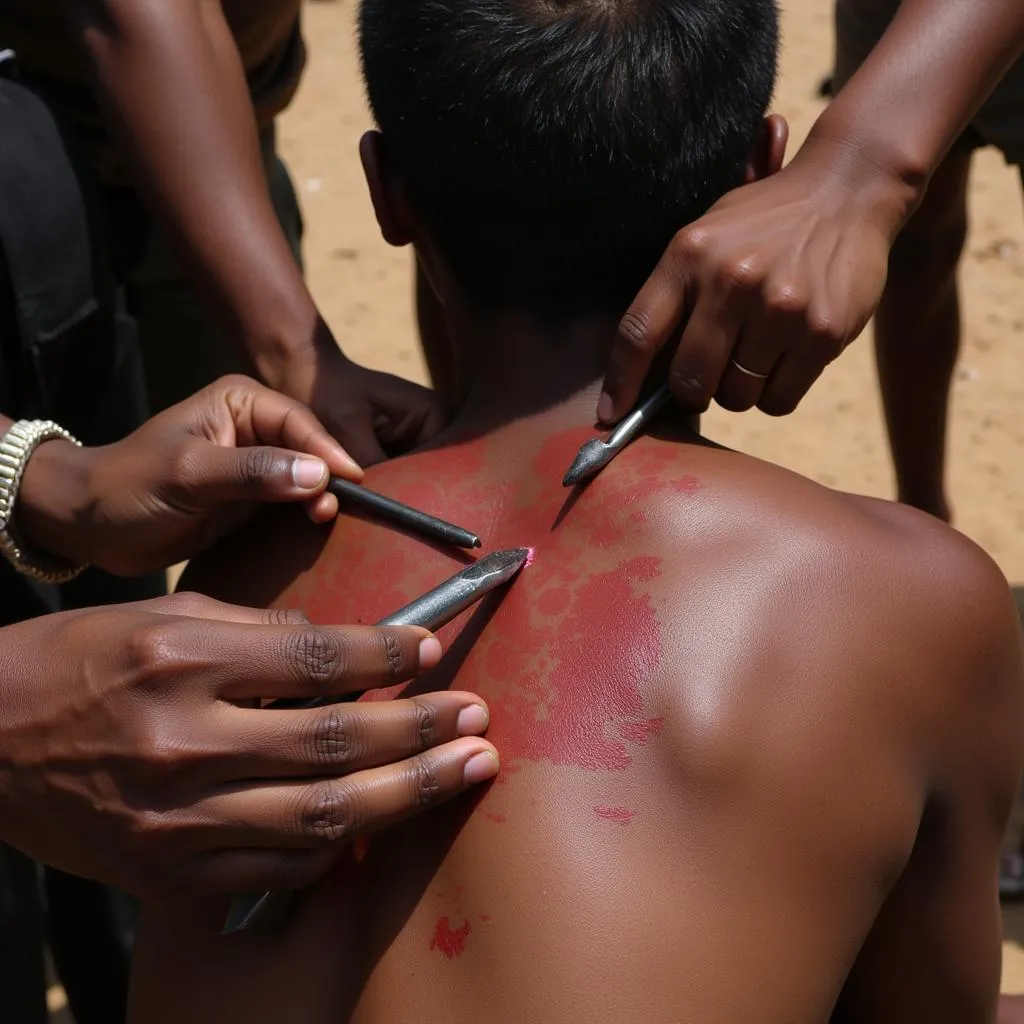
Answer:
[{"left": 643, "top": 440, "right": 1022, "bottom": 760}]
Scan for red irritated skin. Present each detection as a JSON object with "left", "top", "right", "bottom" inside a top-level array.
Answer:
[{"left": 134, "top": 395, "right": 1022, "bottom": 1024}]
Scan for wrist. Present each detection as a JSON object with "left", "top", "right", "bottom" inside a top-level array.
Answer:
[
  {"left": 797, "top": 116, "right": 928, "bottom": 243},
  {"left": 248, "top": 303, "right": 351, "bottom": 389},
  {"left": 16, "top": 440, "right": 98, "bottom": 567}
]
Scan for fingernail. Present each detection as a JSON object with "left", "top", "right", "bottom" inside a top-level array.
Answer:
[
  {"left": 418, "top": 636, "right": 442, "bottom": 669},
  {"left": 463, "top": 750, "right": 499, "bottom": 786},
  {"left": 596, "top": 391, "right": 614, "bottom": 423},
  {"left": 456, "top": 703, "right": 489, "bottom": 735},
  {"left": 292, "top": 457, "right": 327, "bottom": 490}
]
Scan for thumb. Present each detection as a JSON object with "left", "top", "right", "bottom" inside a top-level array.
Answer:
[{"left": 180, "top": 444, "right": 330, "bottom": 507}]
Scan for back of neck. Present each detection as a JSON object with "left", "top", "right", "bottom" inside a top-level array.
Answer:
[{"left": 444, "top": 307, "right": 619, "bottom": 433}]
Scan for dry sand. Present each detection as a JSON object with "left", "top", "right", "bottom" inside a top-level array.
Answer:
[{"left": 55, "top": 1, "right": 1023, "bottom": 1017}]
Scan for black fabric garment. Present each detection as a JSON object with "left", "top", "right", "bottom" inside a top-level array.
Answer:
[{"left": 0, "top": 58, "right": 161, "bottom": 1024}]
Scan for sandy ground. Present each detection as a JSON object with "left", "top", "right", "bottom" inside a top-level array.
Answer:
[{"left": 50, "top": 0, "right": 1024, "bottom": 1018}]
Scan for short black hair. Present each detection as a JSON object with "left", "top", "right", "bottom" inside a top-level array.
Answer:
[{"left": 360, "top": 0, "right": 778, "bottom": 315}]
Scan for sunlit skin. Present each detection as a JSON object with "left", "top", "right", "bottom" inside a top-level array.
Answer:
[
  {"left": 130, "top": 376, "right": 1023, "bottom": 1024},
  {"left": 128, "top": 129, "right": 1024, "bottom": 1024}
]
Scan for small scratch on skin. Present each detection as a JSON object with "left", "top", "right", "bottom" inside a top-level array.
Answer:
[{"left": 594, "top": 805, "right": 635, "bottom": 824}]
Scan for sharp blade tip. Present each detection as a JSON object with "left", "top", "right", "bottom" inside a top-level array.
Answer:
[
  {"left": 221, "top": 906, "right": 254, "bottom": 935},
  {"left": 503, "top": 547, "right": 531, "bottom": 570}
]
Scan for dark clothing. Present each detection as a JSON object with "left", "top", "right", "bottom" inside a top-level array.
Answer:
[
  {"left": 0, "top": 61, "right": 160, "bottom": 1024},
  {"left": 0, "top": 30, "right": 307, "bottom": 1017},
  {"left": 0, "top": 1, "right": 306, "bottom": 184}
]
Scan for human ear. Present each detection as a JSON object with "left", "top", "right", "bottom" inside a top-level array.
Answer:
[
  {"left": 359, "top": 131, "right": 416, "bottom": 246},
  {"left": 744, "top": 114, "right": 789, "bottom": 184}
]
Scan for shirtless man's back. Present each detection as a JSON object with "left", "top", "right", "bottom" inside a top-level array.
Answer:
[
  {"left": 129, "top": 0, "right": 1024, "bottom": 1019},
  {"left": 131, "top": 404, "right": 1023, "bottom": 1023}
]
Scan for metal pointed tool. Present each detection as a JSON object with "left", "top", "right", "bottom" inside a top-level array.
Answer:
[
  {"left": 562, "top": 384, "right": 670, "bottom": 487},
  {"left": 328, "top": 477, "right": 481, "bottom": 549},
  {"left": 222, "top": 547, "right": 531, "bottom": 935}
]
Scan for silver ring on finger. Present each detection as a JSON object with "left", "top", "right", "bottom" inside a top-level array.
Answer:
[{"left": 729, "top": 358, "right": 770, "bottom": 380}]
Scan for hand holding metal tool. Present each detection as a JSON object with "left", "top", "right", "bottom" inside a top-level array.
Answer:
[
  {"left": 222, "top": 547, "right": 530, "bottom": 934},
  {"left": 562, "top": 384, "right": 670, "bottom": 487}
]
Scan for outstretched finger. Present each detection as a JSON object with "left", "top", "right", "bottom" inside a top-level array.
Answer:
[
  {"left": 202, "top": 621, "right": 443, "bottom": 702},
  {"left": 191, "top": 736, "right": 500, "bottom": 854},
  {"left": 600, "top": 246, "right": 695, "bottom": 423},
  {"left": 139, "top": 592, "right": 310, "bottom": 627},
  {"left": 215, "top": 690, "right": 492, "bottom": 780}
]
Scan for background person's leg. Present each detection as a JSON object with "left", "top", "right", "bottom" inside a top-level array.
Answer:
[{"left": 873, "top": 143, "right": 974, "bottom": 521}]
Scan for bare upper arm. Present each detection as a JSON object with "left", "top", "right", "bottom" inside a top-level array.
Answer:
[{"left": 833, "top": 527, "right": 1024, "bottom": 1023}]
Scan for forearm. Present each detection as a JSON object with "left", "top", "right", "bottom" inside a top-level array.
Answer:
[
  {"left": 63, "top": 0, "right": 320, "bottom": 377},
  {"left": 803, "top": 0, "right": 1024, "bottom": 239}
]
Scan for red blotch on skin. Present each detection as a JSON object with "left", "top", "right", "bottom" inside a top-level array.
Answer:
[
  {"left": 430, "top": 916, "right": 471, "bottom": 958},
  {"left": 478, "top": 913, "right": 492, "bottom": 922},
  {"left": 594, "top": 806, "right": 636, "bottom": 824},
  {"left": 618, "top": 717, "right": 664, "bottom": 744},
  {"left": 480, "top": 556, "right": 663, "bottom": 772},
  {"left": 481, "top": 811, "right": 507, "bottom": 824}
]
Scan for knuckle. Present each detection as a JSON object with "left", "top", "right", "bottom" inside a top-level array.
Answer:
[
  {"left": 241, "top": 446, "right": 278, "bottom": 483},
  {"left": 674, "top": 225, "right": 708, "bottom": 259},
  {"left": 298, "top": 782, "right": 358, "bottom": 843},
  {"left": 410, "top": 698, "right": 440, "bottom": 751},
  {"left": 380, "top": 630, "right": 405, "bottom": 682},
  {"left": 805, "top": 308, "right": 846, "bottom": 356},
  {"left": 764, "top": 280, "right": 808, "bottom": 316},
  {"left": 616, "top": 308, "right": 654, "bottom": 356},
  {"left": 130, "top": 807, "right": 165, "bottom": 839},
  {"left": 126, "top": 621, "right": 181, "bottom": 677},
  {"left": 722, "top": 257, "right": 762, "bottom": 293},
  {"left": 159, "top": 591, "right": 210, "bottom": 618},
  {"left": 407, "top": 753, "right": 444, "bottom": 809},
  {"left": 168, "top": 440, "right": 203, "bottom": 487},
  {"left": 668, "top": 364, "right": 711, "bottom": 407},
  {"left": 267, "top": 607, "right": 308, "bottom": 626},
  {"left": 216, "top": 373, "right": 258, "bottom": 393},
  {"left": 128, "top": 808, "right": 178, "bottom": 858},
  {"left": 310, "top": 709, "right": 357, "bottom": 768},
  {"left": 287, "top": 628, "right": 344, "bottom": 690}
]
